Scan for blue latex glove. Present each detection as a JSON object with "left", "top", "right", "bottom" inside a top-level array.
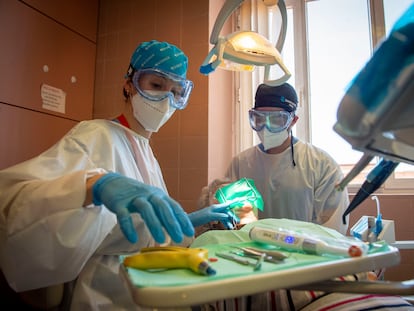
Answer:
[
  {"left": 188, "top": 202, "right": 239, "bottom": 229},
  {"left": 92, "top": 172, "right": 194, "bottom": 244}
]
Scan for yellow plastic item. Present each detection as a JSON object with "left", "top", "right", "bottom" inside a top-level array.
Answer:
[{"left": 123, "top": 246, "right": 216, "bottom": 276}]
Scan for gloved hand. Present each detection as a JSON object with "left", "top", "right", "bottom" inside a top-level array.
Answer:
[
  {"left": 188, "top": 202, "right": 239, "bottom": 229},
  {"left": 92, "top": 172, "right": 194, "bottom": 244}
]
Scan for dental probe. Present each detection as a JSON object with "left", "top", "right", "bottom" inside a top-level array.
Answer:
[
  {"left": 215, "top": 252, "right": 263, "bottom": 271},
  {"left": 237, "top": 246, "right": 288, "bottom": 260}
]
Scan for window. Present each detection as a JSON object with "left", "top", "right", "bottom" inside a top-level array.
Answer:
[{"left": 237, "top": 0, "right": 414, "bottom": 193}]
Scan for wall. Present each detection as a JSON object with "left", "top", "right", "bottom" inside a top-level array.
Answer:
[
  {"left": 207, "top": 1, "right": 236, "bottom": 183},
  {"left": 0, "top": 0, "right": 98, "bottom": 169},
  {"left": 95, "top": 0, "right": 233, "bottom": 213}
]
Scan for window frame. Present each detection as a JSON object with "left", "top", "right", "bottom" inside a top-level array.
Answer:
[{"left": 235, "top": 0, "right": 414, "bottom": 194}]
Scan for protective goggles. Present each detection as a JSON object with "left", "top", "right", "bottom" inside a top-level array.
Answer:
[
  {"left": 248, "top": 109, "right": 294, "bottom": 133},
  {"left": 132, "top": 69, "right": 193, "bottom": 110}
]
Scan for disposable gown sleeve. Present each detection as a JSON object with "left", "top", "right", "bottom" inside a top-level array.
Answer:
[
  {"left": 0, "top": 169, "right": 116, "bottom": 292},
  {"left": 321, "top": 188, "right": 349, "bottom": 235},
  {"left": 0, "top": 126, "right": 117, "bottom": 292},
  {"left": 313, "top": 155, "right": 350, "bottom": 235}
]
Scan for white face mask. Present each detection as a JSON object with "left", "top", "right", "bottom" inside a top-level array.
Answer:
[
  {"left": 131, "top": 91, "right": 176, "bottom": 132},
  {"left": 257, "top": 128, "right": 289, "bottom": 150}
]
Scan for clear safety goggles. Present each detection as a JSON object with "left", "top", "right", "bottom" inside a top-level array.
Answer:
[
  {"left": 248, "top": 109, "right": 294, "bottom": 133},
  {"left": 132, "top": 69, "right": 193, "bottom": 110}
]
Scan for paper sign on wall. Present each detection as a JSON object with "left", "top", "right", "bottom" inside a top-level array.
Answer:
[{"left": 41, "top": 83, "right": 66, "bottom": 114}]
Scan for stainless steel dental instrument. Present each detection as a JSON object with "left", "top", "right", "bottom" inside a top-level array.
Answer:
[
  {"left": 237, "top": 246, "right": 288, "bottom": 261},
  {"left": 215, "top": 252, "right": 263, "bottom": 270}
]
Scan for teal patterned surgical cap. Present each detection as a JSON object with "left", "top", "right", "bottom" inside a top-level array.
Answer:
[{"left": 126, "top": 40, "right": 188, "bottom": 79}]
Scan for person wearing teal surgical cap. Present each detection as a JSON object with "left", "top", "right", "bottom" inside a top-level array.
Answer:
[{"left": 0, "top": 40, "right": 237, "bottom": 310}]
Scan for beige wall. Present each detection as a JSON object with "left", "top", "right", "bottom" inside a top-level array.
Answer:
[{"left": 0, "top": 0, "right": 98, "bottom": 169}]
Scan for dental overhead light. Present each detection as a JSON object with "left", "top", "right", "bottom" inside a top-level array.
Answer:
[{"left": 200, "top": 0, "right": 291, "bottom": 86}]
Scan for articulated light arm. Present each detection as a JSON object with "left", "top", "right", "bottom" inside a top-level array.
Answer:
[
  {"left": 200, "top": 0, "right": 291, "bottom": 85},
  {"left": 274, "top": 0, "right": 287, "bottom": 53},
  {"left": 209, "top": 0, "right": 244, "bottom": 45}
]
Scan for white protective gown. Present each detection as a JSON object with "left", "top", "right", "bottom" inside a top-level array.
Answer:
[
  {"left": 225, "top": 140, "right": 349, "bottom": 235},
  {"left": 0, "top": 119, "right": 176, "bottom": 310}
]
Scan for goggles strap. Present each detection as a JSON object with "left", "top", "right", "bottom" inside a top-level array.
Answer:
[{"left": 125, "top": 64, "right": 135, "bottom": 78}]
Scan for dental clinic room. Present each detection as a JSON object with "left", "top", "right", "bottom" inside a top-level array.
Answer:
[{"left": 1, "top": 0, "right": 414, "bottom": 310}]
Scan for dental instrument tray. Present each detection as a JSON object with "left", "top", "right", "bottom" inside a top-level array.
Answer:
[{"left": 120, "top": 218, "right": 400, "bottom": 308}]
